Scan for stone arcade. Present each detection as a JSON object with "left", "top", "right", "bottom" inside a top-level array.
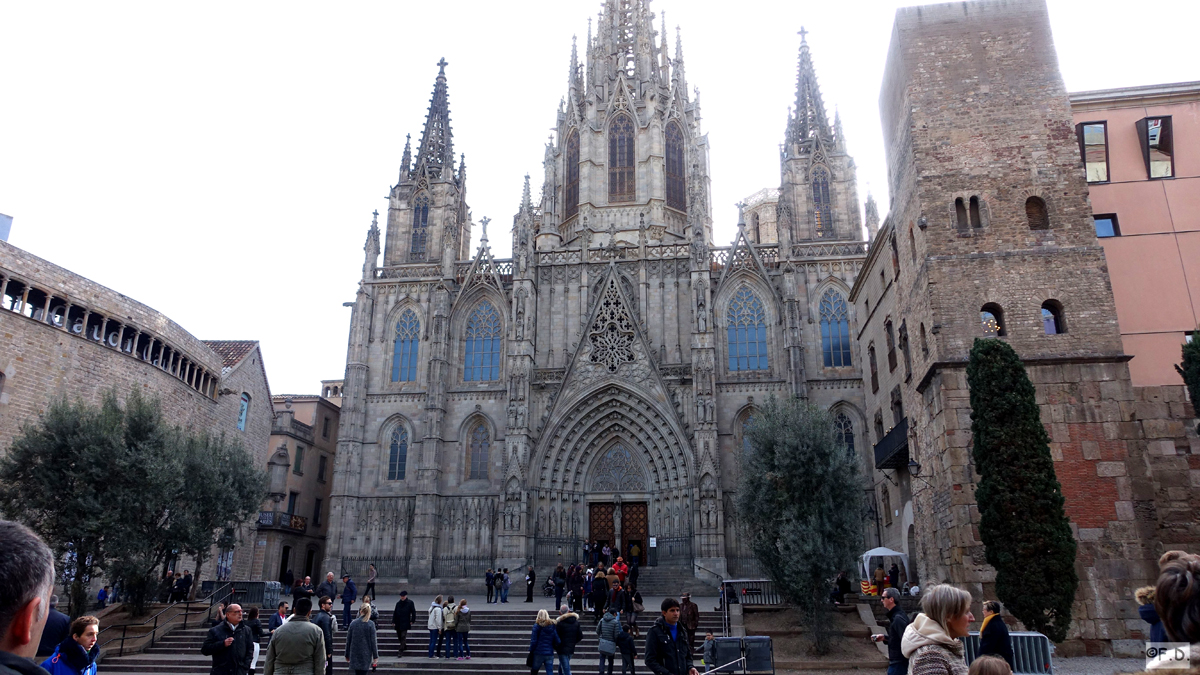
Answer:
[{"left": 323, "top": 0, "right": 872, "bottom": 589}]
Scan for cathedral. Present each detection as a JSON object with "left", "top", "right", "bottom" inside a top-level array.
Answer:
[{"left": 324, "top": 0, "right": 871, "bottom": 588}]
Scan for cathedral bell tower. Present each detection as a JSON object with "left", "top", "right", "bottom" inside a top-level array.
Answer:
[{"left": 384, "top": 59, "right": 472, "bottom": 266}]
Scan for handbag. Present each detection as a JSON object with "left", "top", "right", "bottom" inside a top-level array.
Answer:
[
  {"left": 633, "top": 600, "right": 644, "bottom": 613},
  {"left": 526, "top": 651, "right": 536, "bottom": 667}
]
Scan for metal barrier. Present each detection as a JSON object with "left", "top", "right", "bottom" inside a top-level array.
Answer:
[
  {"left": 707, "top": 637, "right": 774, "bottom": 675},
  {"left": 199, "top": 581, "right": 268, "bottom": 607},
  {"left": 962, "top": 631, "right": 1054, "bottom": 674},
  {"left": 721, "top": 579, "right": 782, "bottom": 606},
  {"left": 98, "top": 582, "right": 235, "bottom": 657}
]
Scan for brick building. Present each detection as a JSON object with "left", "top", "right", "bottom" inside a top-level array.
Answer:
[{"left": 851, "top": 0, "right": 1198, "bottom": 654}]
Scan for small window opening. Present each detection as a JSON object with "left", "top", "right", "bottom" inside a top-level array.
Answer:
[
  {"left": 969, "top": 196, "right": 982, "bottom": 228},
  {"left": 1077, "top": 122, "right": 1109, "bottom": 182},
  {"left": 919, "top": 322, "right": 929, "bottom": 358},
  {"left": 1026, "top": 197, "right": 1049, "bottom": 230},
  {"left": 1042, "top": 300, "right": 1065, "bottom": 335},
  {"left": 1093, "top": 214, "right": 1120, "bottom": 238},
  {"left": 1137, "top": 116, "right": 1174, "bottom": 179},
  {"left": 955, "top": 198, "right": 968, "bottom": 231},
  {"left": 981, "top": 303, "right": 1005, "bottom": 338}
]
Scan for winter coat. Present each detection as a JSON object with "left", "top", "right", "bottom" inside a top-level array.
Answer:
[
  {"left": 553, "top": 568, "right": 567, "bottom": 589},
  {"left": 679, "top": 600, "right": 700, "bottom": 631},
  {"left": 591, "top": 577, "right": 610, "bottom": 610},
  {"left": 36, "top": 608, "right": 70, "bottom": 657},
  {"left": 644, "top": 617, "right": 693, "bottom": 675},
  {"left": 344, "top": 618, "right": 378, "bottom": 672},
  {"left": 978, "top": 614, "right": 1014, "bottom": 670},
  {"left": 455, "top": 606, "right": 473, "bottom": 633},
  {"left": 312, "top": 611, "right": 336, "bottom": 657},
  {"left": 263, "top": 616, "right": 326, "bottom": 675},
  {"left": 340, "top": 579, "right": 357, "bottom": 604},
  {"left": 427, "top": 603, "right": 444, "bottom": 631},
  {"left": 245, "top": 618, "right": 265, "bottom": 643},
  {"left": 314, "top": 581, "right": 337, "bottom": 601},
  {"left": 1139, "top": 603, "right": 1168, "bottom": 644},
  {"left": 392, "top": 598, "right": 417, "bottom": 630},
  {"left": 899, "top": 614, "right": 968, "bottom": 675},
  {"left": 529, "top": 622, "right": 561, "bottom": 656},
  {"left": 503, "top": 573, "right": 512, "bottom": 590},
  {"left": 616, "top": 630, "right": 637, "bottom": 657},
  {"left": 555, "top": 612, "right": 583, "bottom": 655},
  {"left": 596, "top": 612, "right": 621, "bottom": 655},
  {"left": 0, "top": 650, "right": 51, "bottom": 675},
  {"left": 269, "top": 612, "right": 288, "bottom": 633},
  {"left": 200, "top": 621, "right": 253, "bottom": 675},
  {"left": 609, "top": 589, "right": 627, "bottom": 614},
  {"left": 702, "top": 639, "right": 715, "bottom": 666},
  {"left": 39, "top": 636, "right": 99, "bottom": 675},
  {"left": 879, "top": 605, "right": 910, "bottom": 667}
]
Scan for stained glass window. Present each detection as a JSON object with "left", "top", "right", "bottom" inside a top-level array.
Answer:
[
  {"left": 388, "top": 426, "right": 408, "bottom": 480},
  {"left": 410, "top": 192, "right": 430, "bottom": 260},
  {"left": 565, "top": 131, "right": 580, "bottom": 219},
  {"left": 464, "top": 301, "right": 502, "bottom": 381},
  {"left": 812, "top": 167, "right": 833, "bottom": 238},
  {"left": 741, "top": 413, "right": 754, "bottom": 453},
  {"left": 469, "top": 423, "right": 489, "bottom": 480},
  {"left": 666, "top": 122, "right": 686, "bottom": 212},
  {"left": 609, "top": 114, "right": 635, "bottom": 202},
  {"left": 819, "top": 289, "right": 852, "bottom": 367},
  {"left": 835, "top": 412, "right": 854, "bottom": 457},
  {"left": 726, "top": 286, "right": 768, "bottom": 371},
  {"left": 392, "top": 309, "right": 419, "bottom": 382}
]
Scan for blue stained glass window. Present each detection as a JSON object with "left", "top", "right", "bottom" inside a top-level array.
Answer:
[
  {"left": 726, "top": 286, "right": 768, "bottom": 371},
  {"left": 820, "top": 289, "right": 852, "bottom": 367},
  {"left": 388, "top": 426, "right": 408, "bottom": 480},
  {"left": 469, "top": 423, "right": 489, "bottom": 480},
  {"left": 391, "top": 309, "right": 419, "bottom": 382},
  {"left": 464, "top": 301, "right": 502, "bottom": 381}
]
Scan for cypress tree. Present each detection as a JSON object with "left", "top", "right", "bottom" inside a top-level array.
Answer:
[
  {"left": 966, "top": 338, "right": 1077, "bottom": 642},
  {"left": 1175, "top": 330, "right": 1200, "bottom": 429}
]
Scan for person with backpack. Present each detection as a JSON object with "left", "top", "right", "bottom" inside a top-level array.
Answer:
[
  {"left": 596, "top": 606, "right": 621, "bottom": 675},
  {"left": 501, "top": 568, "right": 512, "bottom": 603},
  {"left": 486, "top": 569, "right": 496, "bottom": 604},
  {"left": 492, "top": 571, "right": 504, "bottom": 604},
  {"left": 426, "top": 595, "right": 445, "bottom": 659},
  {"left": 441, "top": 596, "right": 458, "bottom": 659}
]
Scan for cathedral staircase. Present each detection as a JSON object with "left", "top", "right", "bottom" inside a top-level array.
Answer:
[{"left": 98, "top": 604, "right": 725, "bottom": 674}]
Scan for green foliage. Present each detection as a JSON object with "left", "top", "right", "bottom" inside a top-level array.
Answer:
[
  {"left": 736, "top": 396, "right": 863, "bottom": 655},
  {"left": 967, "top": 339, "right": 1078, "bottom": 642},
  {"left": 1175, "top": 331, "right": 1200, "bottom": 420},
  {"left": 0, "top": 389, "right": 267, "bottom": 616}
]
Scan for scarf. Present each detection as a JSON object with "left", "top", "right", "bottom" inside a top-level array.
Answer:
[
  {"left": 900, "top": 613, "right": 964, "bottom": 659},
  {"left": 979, "top": 613, "right": 996, "bottom": 635}
]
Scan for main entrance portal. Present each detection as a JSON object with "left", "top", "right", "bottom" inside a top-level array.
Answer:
[{"left": 589, "top": 502, "right": 648, "bottom": 566}]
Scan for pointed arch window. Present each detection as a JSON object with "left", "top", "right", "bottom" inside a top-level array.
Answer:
[
  {"left": 410, "top": 192, "right": 430, "bottom": 261},
  {"left": 565, "top": 130, "right": 580, "bottom": 220},
  {"left": 464, "top": 301, "right": 502, "bottom": 381},
  {"left": 391, "top": 309, "right": 420, "bottom": 382},
  {"left": 726, "top": 286, "right": 768, "bottom": 371},
  {"left": 388, "top": 426, "right": 408, "bottom": 481},
  {"left": 609, "top": 114, "right": 635, "bottom": 203},
  {"left": 468, "top": 423, "right": 489, "bottom": 480},
  {"left": 834, "top": 412, "right": 854, "bottom": 457},
  {"left": 665, "top": 122, "right": 686, "bottom": 212},
  {"left": 739, "top": 411, "right": 756, "bottom": 453},
  {"left": 819, "top": 289, "right": 852, "bottom": 367},
  {"left": 812, "top": 167, "right": 833, "bottom": 238}
]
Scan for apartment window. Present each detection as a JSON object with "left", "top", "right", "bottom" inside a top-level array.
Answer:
[
  {"left": 873, "top": 410, "right": 885, "bottom": 444},
  {"left": 1077, "top": 122, "right": 1109, "bottom": 182},
  {"left": 885, "top": 320, "right": 897, "bottom": 372},
  {"left": 293, "top": 445, "right": 304, "bottom": 475},
  {"left": 1093, "top": 214, "right": 1120, "bottom": 238},
  {"left": 237, "top": 393, "right": 250, "bottom": 431},
  {"left": 318, "top": 455, "right": 328, "bottom": 483},
  {"left": 286, "top": 492, "right": 298, "bottom": 515},
  {"left": 313, "top": 498, "right": 323, "bottom": 526},
  {"left": 322, "top": 417, "right": 330, "bottom": 439},
  {"left": 868, "top": 344, "right": 879, "bottom": 394},
  {"left": 1136, "top": 116, "right": 1174, "bottom": 179},
  {"left": 890, "top": 385, "right": 904, "bottom": 426}
]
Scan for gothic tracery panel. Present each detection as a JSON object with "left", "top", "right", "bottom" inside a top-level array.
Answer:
[{"left": 590, "top": 444, "right": 648, "bottom": 492}]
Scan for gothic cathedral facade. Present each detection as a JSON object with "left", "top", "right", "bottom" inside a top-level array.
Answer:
[{"left": 326, "top": 0, "right": 870, "bottom": 588}]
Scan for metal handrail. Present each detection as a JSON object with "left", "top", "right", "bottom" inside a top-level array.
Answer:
[{"left": 98, "top": 582, "right": 234, "bottom": 657}]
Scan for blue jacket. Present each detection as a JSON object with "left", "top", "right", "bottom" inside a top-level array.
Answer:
[
  {"left": 268, "top": 611, "right": 288, "bottom": 632},
  {"left": 341, "top": 578, "right": 358, "bottom": 603},
  {"left": 529, "top": 622, "right": 561, "bottom": 655},
  {"left": 1139, "top": 603, "right": 1167, "bottom": 644},
  {"left": 40, "top": 637, "right": 98, "bottom": 675}
]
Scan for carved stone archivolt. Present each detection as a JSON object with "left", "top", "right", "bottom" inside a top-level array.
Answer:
[{"left": 589, "top": 444, "right": 648, "bottom": 492}]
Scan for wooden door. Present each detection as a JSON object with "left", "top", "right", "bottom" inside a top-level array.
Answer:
[
  {"left": 621, "top": 502, "right": 648, "bottom": 563},
  {"left": 589, "top": 502, "right": 615, "bottom": 547}
]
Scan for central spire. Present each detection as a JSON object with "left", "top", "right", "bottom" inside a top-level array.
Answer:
[
  {"left": 413, "top": 58, "right": 455, "bottom": 179},
  {"left": 788, "top": 28, "right": 832, "bottom": 148}
]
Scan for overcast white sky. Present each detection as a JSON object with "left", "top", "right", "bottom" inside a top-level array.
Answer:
[{"left": 1, "top": 1, "right": 1196, "bottom": 396}]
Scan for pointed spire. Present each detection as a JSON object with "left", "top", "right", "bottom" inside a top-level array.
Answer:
[
  {"left": 399, "top": 133, "right": 412, "bottom": 180},
  {"left": 789, "top": 27, "right": 832, "bottom": 148},
  {"left": 659, "top": 11, "right": 670, "bottom": 79},
  {"left": 521, "top": 174, "right": 533, "bottom": 212},
  {"left": 864, "top": 191, "right": 880, "bottom": 242},
  {"left": 458, "top": 153, "right": 467, "bottom": 183},
  {"left": 833, "top": 108, "right": 846, "bottom": 152},
  {"left": 569, "top": 35, "right": 579, "bottom": 94},
  {"left": 363, "top": 210, "right": 381, "bottom": 279},
  {"left": 414, "top": 58, "right": 455, "bottom": 178}
]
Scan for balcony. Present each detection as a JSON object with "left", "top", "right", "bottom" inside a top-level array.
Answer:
[
  {"left": 258, "top": 510, "right": 307, "bottom": 534},
  {"left": 874, "top": 417, "right": 909, "bottom": 470}
]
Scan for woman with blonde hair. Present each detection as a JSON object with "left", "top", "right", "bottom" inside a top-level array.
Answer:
[
  {"left": 345, "top": 603, "right": 379, "bottom": 675},
  {"left": 901, "top": 584, "right": 974, "bottom": 675},
  {"left": 967, "top": 655, "right": 1011, "bottom": 675},
  {"left": 529, "top": 608, "right": 560, "bottom": 675}
]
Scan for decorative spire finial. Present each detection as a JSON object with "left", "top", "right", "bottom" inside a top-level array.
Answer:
[
  {"left": 736, "top": 202, "right": 746, "bottom": 227},
  {"left": 799, "top": 26, "right": 808, "bottom": 42},
  {"left": 480, "top": 216, "right": 490, "bottom": 241},
  {"left": 372, "top": 209, "right": 379, "bottom": 226},
  {"left": 437, "top": 57, "right": 448, "bottom": 75}
]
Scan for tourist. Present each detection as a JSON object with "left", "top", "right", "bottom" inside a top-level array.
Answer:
[
  {"left": 339, "top": 575, "right": 358, "bottom": 631},
  {"left": 170, "top": 574, "right": 186, "bottom": 603},
  {"left": 486, "top": 569, "right": 496, "bottom": 604},
  {"left": 602, "top": 544, "right": 612, "bottom": 568},
  {"left": 181, "top": 570, "right": 194, "bottom": 600},
  {"left": 568, "top": 566, "right": 584, "bottom": 613},
  {"left": 392, "top": 590, "right": 416, "bottom": 658},
  {"left": 872, "top": 588, "right": 910, "bottom": 675},
  {"left": 201, "top": 603, "right": 252, "bottom": 675},
  {"left": 554, "top": 603, "right": 582, "bottom": 675},
  {"left": 440, "top": 596, "right": 457, "bottom": 659},
  {"left": 297, "top": 577, "right": 314, "bottom": 601},
  {"left": 268, "top": 602, "right": 289, "bottom": 634},
  {"left": 583, "top": 569, "right": 594, "bottom": 612},
  {"left": 315, "top": 573, "right": 337, "bottom": 603},
  {"left": 93, "top": 587, "right": 108, "bottom": 611},
  {"left": 899, "top": 584, "right": 973, "bottom": 675},
  {"left": 888, "top": 563, "right": 900, "bottom": 590},
  {"left": 678, "top": 594, "right": 700, "bottom": 653},
  {"left": 1135, "top": 585, "right": 1166, "bottom": 644},
  {"left": 426, "top": 595, "right": 445, "bottom": 659},
  {"left": 626, "top": 586, "right": 644, "bottom": 635},
  {"left": 211, "top": 602, "right": 227, "bottom": 628},
  {"left": 244, "top": 608, "right": 264, "bottom": 673},
  {"left": 344, "top": 604, "right": 378, "bottom": 675},
  {"left": 977, "top": 601, "right": 1013, "bottom": 669},
  {"left": 967, "top": 655, "right": 1012, "bottom": 675},
  {"left": 1155, "top": 554, "right": 1200, "bottom": 643},
  {"left": 701, "top": 632, "right": 715, "bottom": 670},
  {"left": 583, "top": 542, "right": 591, "bottom": 566},
  {"left": 628, "top": 562, "right": 639, "bottom": 591},
  {"left": 364, "top": 564, "right": 377, "bottom": 601},
  {"left": 591, "top": 571, "right": 610, "bottom": 624},
  {"left": 492, "top": 570, "right": 504, "bottom": 604},
  {"left": 454, "top": 599, "right": 472, "bottom": 660},
  {"left": 36, "top": 596, "right": 69, "bottom": 658},
  {"left": 596, "top": 606, "right": 621, "bottom": 675},
  {"left": 644, "top": 599, "right": 697, "bottom": 675},
  {"left": 282, "top": 570, "right": 295, "bottom": 597},
  {"left": 613, "top": 558, "right": 629, "bottom": 586},
  {"left": 39, "top": 615, "right": 98, "bottom": 675},
  {"left": 874, "top": 564, "right": 887, "bottom": 591},
  {"left": 501, "top": 568, "right": 512, "bottom": 603},
  {"left": 264, "top": 597, "right": 326, "bottom": 675},
  {"left": 526, "top": 566, "right": 537, "bottom": 603},
  {"left": 529, "top": 609, "right": 560, "bottom": 675},
  {"left": 0, "top": 521, "right": 57, "bottom": 675},
  {"left": 312, "top": 597, "right": 336, "bottom": 675},
  {"left": 630, "top": 543, "right": 641, "bottom": 567},
  {"left": 361, "top": 596, "right": 379, "bottom": 626},
  {"left": 830, "top": 571, "right": 852, "bottom": 605},
  {"left": 553, "top": 564, "right": 568, "bottom": 610},
  {"left": 615, "top": 621, "right": 637, "bottom": 675},
  {"left": 608, "top": 583, "right": 627, "bottom": 625}
]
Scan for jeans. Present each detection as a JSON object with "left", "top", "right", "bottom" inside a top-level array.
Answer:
[
  {"left": 599, "top": 652, "right": 616, "bottom": 675},
  {"left": 342, "top": 602, "right": 353, "bottom": 629},
  {"left": 533, "top": 653, "right": 555, "bottom": 675},
  {"left": 427, "top": 629, "right": 439, "bottom": 657},
  {"left": 555, "top": 587, "right": 564, "bottom": 609},
  {"left": 456, "top": 631, "right": 470, "bottom": 657},
  {"left": 364, "top": 583, "right": 376, "bottom": 599},
  {"left": 438, "top": 630, "right": 451, "bottom": 658},
  {"left": 558, "top": 653, "right": 572, "bottom": 675},
  {"left": 886, "top": 663, "right": 907, "bottom": 675},
  {"left": 620, "top": 653, "right": 635, "bottom": 675},
  {"left": 501, "top": 587, "right": 509, "bottom": 603},
  {"left": 487, "top": 584, "right": 494, "bottom": 603}
]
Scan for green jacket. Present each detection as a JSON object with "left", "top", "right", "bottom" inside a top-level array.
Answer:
[{"left": 264, "top": 616, "right": 326, "bottom": 675}]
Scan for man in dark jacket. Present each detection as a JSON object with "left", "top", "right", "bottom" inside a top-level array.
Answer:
[
  {"left": 644, "top": 599, "right": 697, "bottom": 675},
  {"left": 339, "top": 575, "right": 357, "bottom": 631},
  {"left": 0, "top": 520, "right": 56, "bottom": 675},
  {"left": 312, "top": 596, "right": 336, "bottom": 675},
  {"left": 678, "top": 594, "right": 700, "bottom": 653},
  {"left": 392, "top": 591, "right": 417, "bottom": 657},
  {"left": 201, "top": 603, "right": 253, "bottom": 675},
  {"left": 555, "top": 605, "right": 583, "bottom": 675},
  {"left": 874, "top": 588, "right": 910, "bottom": 675},
  {"left": 35, "top": 596, "right": 69, "bottom": 658},
  {"left": 978, "top": 600, "right": 1014, "bottom": 670},
  {"left": 268, "top": 602, "right": 289, "bottom": 634},
  {"left": 180, "top": 570, "right": 194, "bottom": 601},
  {"left": 314, "top": 573, "right": 337, "bottom": 603},
  {"left": 525, "top": 566, "right": 536, "bottom": 603}
]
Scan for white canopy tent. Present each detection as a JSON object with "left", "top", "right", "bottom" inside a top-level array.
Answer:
[{"left": 860, "top": 546, "right": 911, "bottom": 581}]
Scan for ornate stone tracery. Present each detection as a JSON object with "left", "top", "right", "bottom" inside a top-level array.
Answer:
[{"left": 590, "top": 444, "right": 648, "bottom": 492}]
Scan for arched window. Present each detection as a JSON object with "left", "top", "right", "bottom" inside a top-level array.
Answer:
[
  {"left": 388, "top": 426, "right": 408, "bottom": 480},
  {"left": 812, "top": 167, "right": 833, "bottom": 238},
  {"left": 981, "top": 303, "right": 1005, "bottom": 337},
  {"left": 955, "top": 198, "right": 968, "bottom": 231},
  {"left": 237, "top": 393, "right": 250, "bottom": 431},
  {"left": 726, "top": 286, "right": 768, "bottom": 371},
  {"left": 468, "top": 423, "right": 489, "bottom": 480},
  {"left": 1026, "top": 196, "right": 1049, "bottom": 230},
  {"left": 750, "top": 213, "right": 760, "bottom": 243},
  {"left": 410, "top": 193, "right": 430, "bottom": 261},
  {"left": 609, "top": 114, "right": 635, "bottom": 202},
  {"left": 919, "top": 322, "right": 929, "bottom": 357},
  {"left": 1042, "top": 300, "right": 1065, "bottom": 334},
  {"left": 391, "top": 309, "right": 420, "bottom": 382},
  {"left": 565, "top": 130, "right": 580, "bottom": 220},
  {"left": 834, "top": 412, "right": 854, "bottom": 457},
  {"left": 969, "top": 196, "right": 983, "bottom": 228},
  {"left": 739, "top": 411, "right": 755, "bottom": 453},
  {"left": 464, "top": 301, "right": 502, "bottom": 381},
  {"left": 819, "top": 289, "right": 852, "bottom": 367},
  {"left": 665, "top": 122, "right": 686, "bottom": 212},
  {"left": 868, "top": 344, "right": 879, "bottom": 393},
  {"left": 909, "top": 226, "right": 917, "bottom": 263}
]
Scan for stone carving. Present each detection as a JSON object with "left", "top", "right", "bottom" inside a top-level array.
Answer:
[
  {"left": 587, "top": 278, "right": 636, "bottom": 373},
  {"left": 590, "top": 444, "right": 648, "bottom": 492}
]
